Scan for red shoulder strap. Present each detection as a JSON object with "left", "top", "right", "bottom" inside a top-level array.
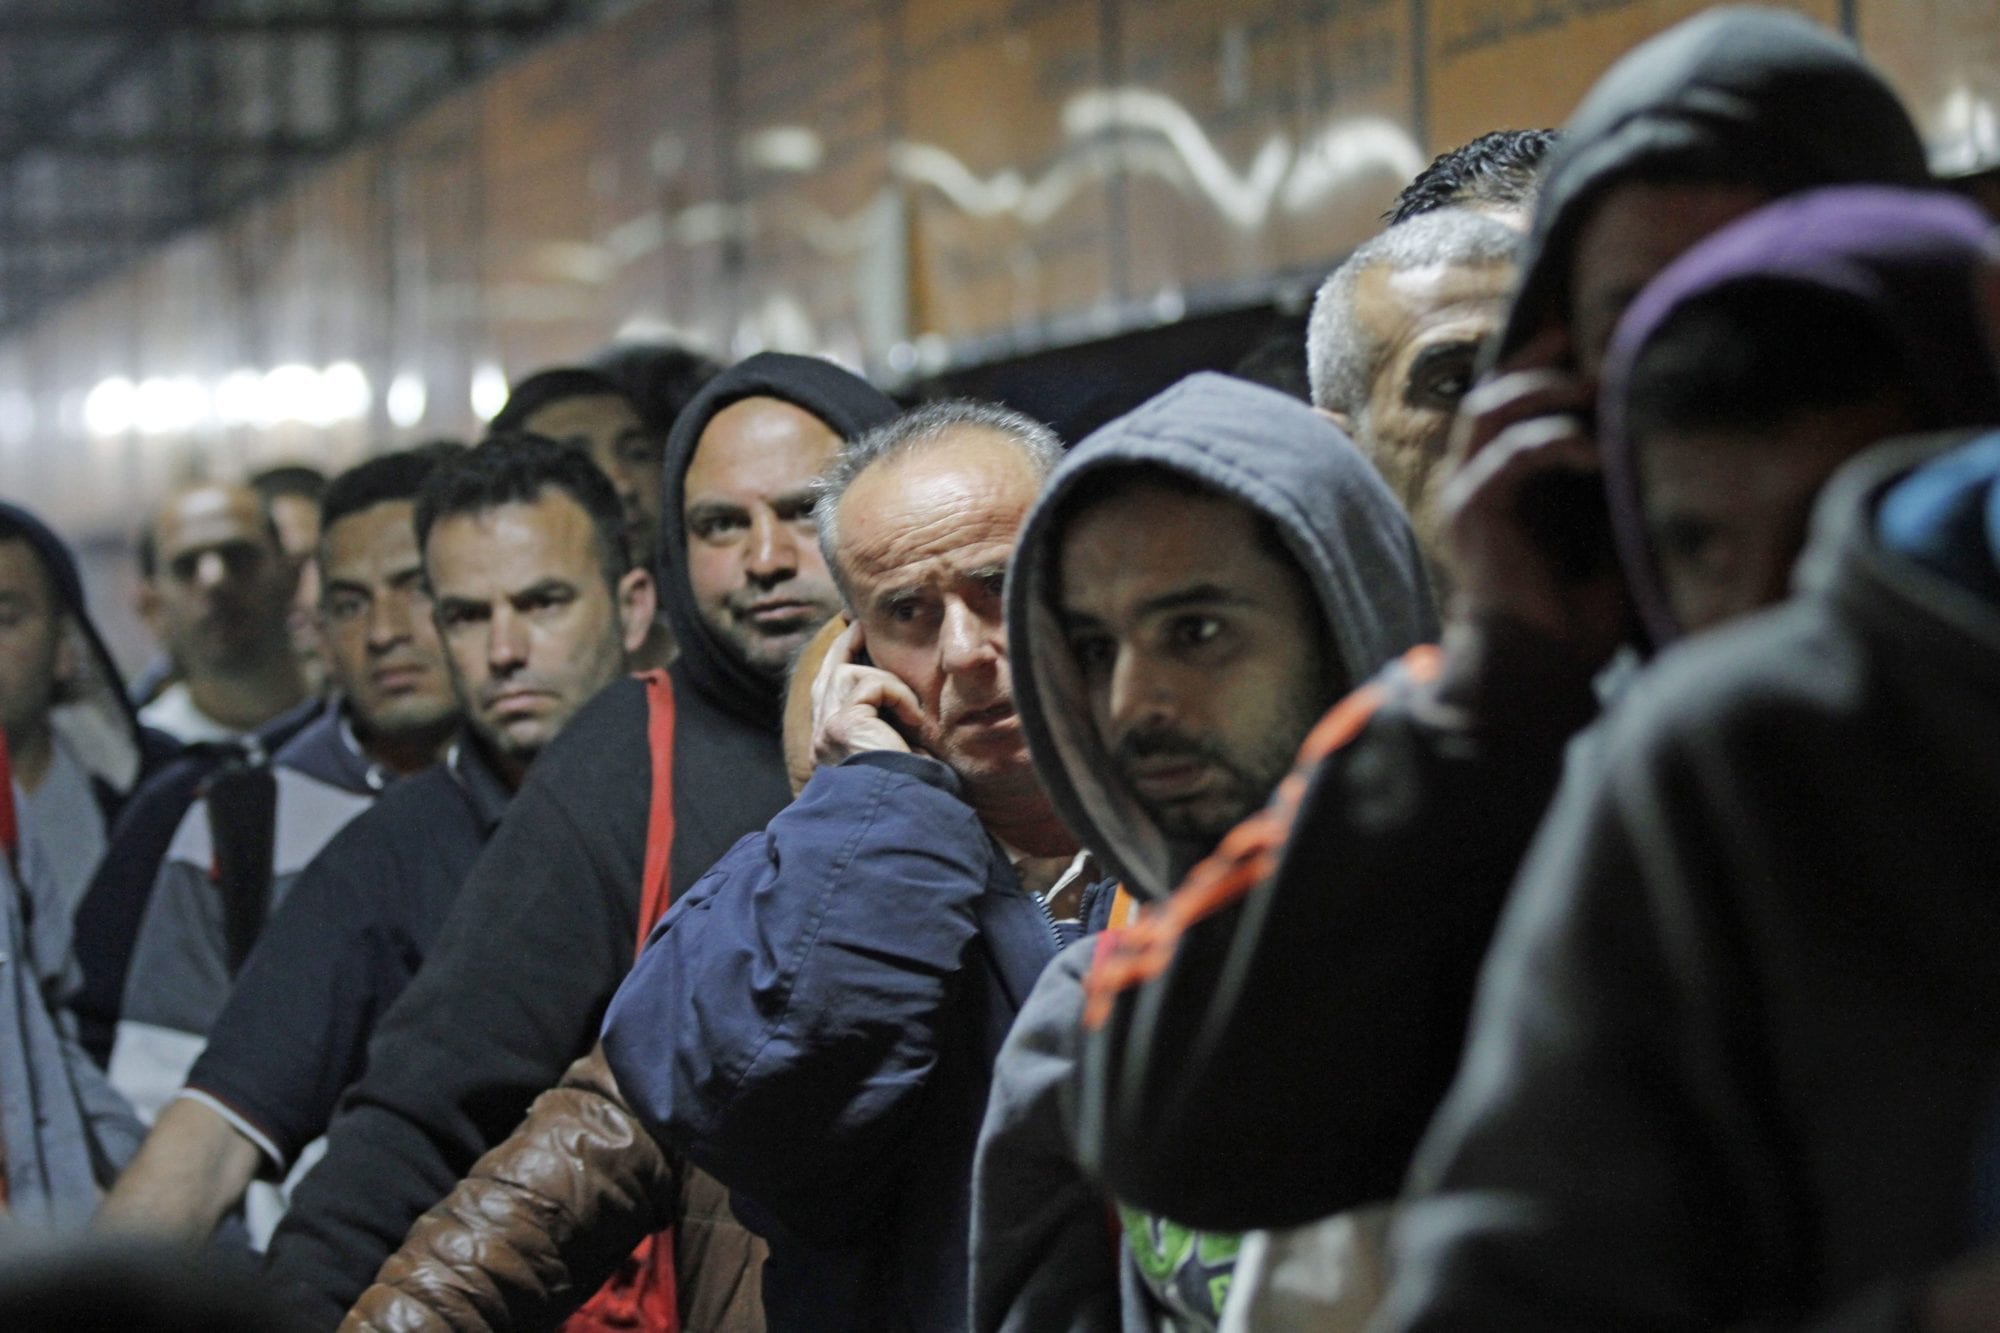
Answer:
[
  {"left": 0, "top": 729, "right": 17, "bottom": 871},
  {"left": 636, "top": 669, "right": 678, "bottom": 955}
]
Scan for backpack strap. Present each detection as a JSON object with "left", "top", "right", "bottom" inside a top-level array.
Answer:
[
  {"left": 636, "top": 669, "right": 678, "bottom": 954},
  {"left": 206, "top": 757, "right": 278, "bottom": 976}
]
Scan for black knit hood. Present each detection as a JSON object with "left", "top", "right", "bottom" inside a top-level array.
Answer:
[
  {"left": 1496, "top": 6, "right": 1929, "bottom": 362},
  {"left": 657, "top": 352, "right": 899, "bottom": 728}
]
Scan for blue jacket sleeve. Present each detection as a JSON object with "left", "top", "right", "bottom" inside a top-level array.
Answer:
[{"left": 603, "top": 751, "right": 997, "bottom": 1235}]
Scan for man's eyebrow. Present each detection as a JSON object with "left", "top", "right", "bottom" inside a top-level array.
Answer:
[
  {"left": 1057, "top": 606, "right": 1107, "bottom": 631},
  {"left": 1133, "top": 584, "right": 1255, "bottom": 618},
  {"left": 513, "top": 578, "right": 578, "bottom": 602},
  {"left": 321, "top": 577, "right": 373, "bottom": 599},
  {"left": 770, "top": 488, "right": 819, "bottom": 511},
  {"left": 685, "top": 499, "right": 747, "bottom": 521},
  {"left": 871, "top": 583, "right": 928, "bottom": 611},
  {"left": 1058, "top": 584, "right": 1253, "bottom": 627}
]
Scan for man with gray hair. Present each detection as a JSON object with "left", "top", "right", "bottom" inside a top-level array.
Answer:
[
  {"left": 1307, "top": 209, "right": 1521, "bottom": 592},
  {"left": 601, "top": 399, "right": 1086, "bottom": 1331}
]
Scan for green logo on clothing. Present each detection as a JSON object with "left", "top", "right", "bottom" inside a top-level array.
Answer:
[{"left": 1118, "top": 1203, "right": 1241, "bottom": 1329}]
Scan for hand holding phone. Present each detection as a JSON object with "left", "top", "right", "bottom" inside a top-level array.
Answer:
[
  {"left": 1437, "top": 325, "right": 1627, "bottom": 670},
  {"left": 807, "top": 621, "right": 928, "bottom": 766}
]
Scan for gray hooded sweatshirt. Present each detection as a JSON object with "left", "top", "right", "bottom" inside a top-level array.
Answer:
[{"left": 970, "top": 373, "right": 1436, "bottom": 1332}]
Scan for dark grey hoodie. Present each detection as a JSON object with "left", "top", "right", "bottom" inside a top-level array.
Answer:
[{"left": 970, "top": 373, "right": 1436, "bottom": 1333}]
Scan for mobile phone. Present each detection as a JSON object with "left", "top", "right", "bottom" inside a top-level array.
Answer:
[{"left": 1514, "top": 467, "right": 1617, "bottom": 583}]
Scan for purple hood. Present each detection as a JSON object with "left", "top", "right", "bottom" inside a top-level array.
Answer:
[{"left": 1599, "top": 185, "right": 2000, "bottom": 648}]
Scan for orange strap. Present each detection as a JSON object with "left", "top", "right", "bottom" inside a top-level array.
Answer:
[
  {"left": 560, "top": 669, "right": 685, "bottom": 1333},
  {"left": 636, "top": 669, "right": 678, "bottom": 954},
  {"left": 1082, "top": 645, "right": 1441, "bottom": 1028}
]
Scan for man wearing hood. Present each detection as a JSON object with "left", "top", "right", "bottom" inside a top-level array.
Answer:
[
  {"left": 0, "top": 501, "right": 177, "bottom": 950},
  {"left": 970, "top": 372, "right": 1435, "bottom": 1332},
  {"left": 1073, "top": 6, "right": 1937, "bottom": 1235},
  {"left": 1377, "top": 185, "right": 2000, "bottom": 1329},
  {"left": 261, "top": 352, "right": 892, "bottom": 1330},
  {"left": 109, "top": 448, "right": 465, "bottom": 1129}
]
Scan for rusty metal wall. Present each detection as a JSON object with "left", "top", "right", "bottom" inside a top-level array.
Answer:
[{"left": 3, "top": 0, "right": 1994, "bottom": 547}]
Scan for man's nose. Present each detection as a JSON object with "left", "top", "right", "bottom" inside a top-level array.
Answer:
[
  {"left": 940, "top": 599, "right": 1002, "bottom": 677},
  {"left": 488, "top": 606, "right": 530, "bottom": 673},
  {"left": 1107, "top": 648, "right": 1174, "bottom": 733},
  {"left": 745, "top": 512, "right": 798, "bottom": 583},
  {"left": 193, "top": 550, "right": 229, "bottom": 590},
  {"left": 366, "top": 589, "right": 412, "bottom": 651}
]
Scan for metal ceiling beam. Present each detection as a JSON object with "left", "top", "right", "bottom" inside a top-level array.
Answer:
[
  {"left": 0, "top": 10, "right": 564, "bottom": 39},
  {"left": 0, "top": 0, "right": 587, "bottom": 337}
]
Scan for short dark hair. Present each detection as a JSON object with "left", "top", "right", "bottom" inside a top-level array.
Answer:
[
  {"left": 488, "top": 368, "right": 635, "bottom": 436},
  {"left": 587, "top": 341, "right": 725, "bottom": 436},
  {"left": 248, "top": 464, "right": 328, "bottom": 507},
  {"left": 414, "top": 432, "right": 632, "bottom": 588},
  {"left": 1624, "top": 281, "right": 1910, "bottom": 443},
  {"left": 322, "top": 444, "right": 467, "bottom": 535},
  {"left": 1388, "top": 129, "right": 1561, "bottom": 224}
]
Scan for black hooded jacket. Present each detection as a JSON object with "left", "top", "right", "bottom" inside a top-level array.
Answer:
[
  {"left": 1072, "top": 7, "right": 1934, "bottom": 1234},
  {"left": 1493, "top": 5, "right": 1928, "bottom": 362},
  {"left": 261, "top": 354, "right": 897, "bottom": 1328},
  {"left": 1383, "top": 436, "right": 2000, "bottom": 1330}
]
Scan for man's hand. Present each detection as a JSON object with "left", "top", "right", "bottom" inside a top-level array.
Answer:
[
  {"left": 808, "top": 622, "right": 926, "bottom": 766},
  {"left": 1437, "top": 326, "right": 1628, "bottom": 672}
]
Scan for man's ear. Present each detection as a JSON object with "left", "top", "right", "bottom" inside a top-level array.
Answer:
[
  {"left": 132, "top": 579, "right": 160, "bottom": 634},
  {"left": 616, "top": 567, "right": 657, "bottom": 655},
  {"left": 51, "top": 616, "right": 79, "bottom": 695},
  {"left": 1316, "top": 405, "right": 1356, "bottom": 437}
]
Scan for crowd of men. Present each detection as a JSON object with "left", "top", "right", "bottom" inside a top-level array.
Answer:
[{"left": 3, "top": 7, "right": 2000, "bottom": 1330}]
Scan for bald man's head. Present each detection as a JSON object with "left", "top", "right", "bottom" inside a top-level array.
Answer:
[{"left": 144, "top": 482, "right": 297, "bottom": 677}]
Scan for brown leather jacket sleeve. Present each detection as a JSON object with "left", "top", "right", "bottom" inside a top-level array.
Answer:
[{"left": 341, "top": 1044, "right": 765, "bottom": 1332}]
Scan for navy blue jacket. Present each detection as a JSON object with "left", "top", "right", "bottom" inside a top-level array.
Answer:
[{"left": 603, "top": 750, "right": 1107, "bottom": 1331}]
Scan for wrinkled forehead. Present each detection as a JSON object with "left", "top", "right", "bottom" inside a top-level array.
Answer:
[
  {"left": 1051, "top": 472, "right": 1295, "bottom": 616},
  {"left": 686, "top": 396, "right": 840, "bottom": 493},
  {"left": 1356, "top": 254, "right": 1517, "bottom": 348},
  {"left": 155, "top": 486, "right": 273, "bottom": 558},
  {"left": 839, "top": 435, "right": 1039, "bottom": 586}
]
